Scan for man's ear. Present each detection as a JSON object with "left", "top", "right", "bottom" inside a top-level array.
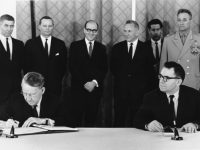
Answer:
[
  {"left": 42, "top": 87, "right": 45, "bottom": 94},
  {"left": 177, "top": 79, "right": 182, "bottom": 86}
]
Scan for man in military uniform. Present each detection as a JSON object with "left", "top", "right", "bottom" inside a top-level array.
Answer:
[{"left": 160, "top": 8, "right": 200, "bottom": 90}]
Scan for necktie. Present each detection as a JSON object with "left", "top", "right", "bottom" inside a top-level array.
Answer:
[
  {"left": 155, "top": 42, "right": 159, "bottom": 62},
  {"left": 181, "top": 34, "right": 186, "bottom": 45},
  {"left": 169, "top": 95, "right": 175, "bottom": 122},
  {"left": 45, "top": 39, "right": 48, "bottom": 55},
  {"left": 89, "top": 42, "right": 93, "bottom": 56},
  {"left": 129, "top": 43, "right": 133, "bottom": 59},
  {"left": 6, "top": 38, "right": 11, "bottom": 60},
  {"left": 32, "top": 105, "right": 38, "bottom": 117}
]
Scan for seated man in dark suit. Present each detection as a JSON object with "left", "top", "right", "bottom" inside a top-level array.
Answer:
[
  {"left": 133, "top": 61, "right": 200, "bottom": 133},
  {"left": 1, "top": 72, "right": 65, "bottom": 127}
]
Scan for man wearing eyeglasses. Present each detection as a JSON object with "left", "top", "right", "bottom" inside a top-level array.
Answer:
[
  {"left": 133, "top": 61, "right": 200, "bottom": 133},
  {"left": 0, "top": 72, "right": 65, "bottom": 127},
  {"left": 68, "top": 20, "right": 108, "bottom": 127}
]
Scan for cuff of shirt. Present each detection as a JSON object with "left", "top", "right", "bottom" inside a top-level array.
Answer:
[
  {"left": 145, "top": 124, "right": 149, "bottom": 130},
  {"left": 92, "top": 79, "right": 98, "bottom": 87}
]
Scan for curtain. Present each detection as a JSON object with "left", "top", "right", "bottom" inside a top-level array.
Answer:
[
  {"left": 16, "top": 0, "right": 132, "bottom": 126},
  {"left": 136, "top": 0, "right": 200, "bottom": 41}
]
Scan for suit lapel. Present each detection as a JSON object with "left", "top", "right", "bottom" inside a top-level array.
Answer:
[
  {"left": 38, "top": 37, "right": 48, "bottom": 58},
  {"left": 178, "top": 31, "right": 193, "bottom": 59},
  {"left": 0, "top": 40, "right": 11, "bottom": 61},
  {"left": 49, "top": 37, "right": 56, "bottom": 58},
  {"left": 82, "top": 39, "right": 90, "bottom": 58},
  {"left": 172, "top": 32, "right": 183, "bottom": 59}
]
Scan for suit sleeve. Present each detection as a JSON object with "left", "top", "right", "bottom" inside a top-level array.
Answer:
[
  {"left": 91, "top": 44, "right": 108, "bottom": 85},
  {"left": 24, "top": 40, "right": 32, "bottom": 74},
  {"left": 159, "top": 37, "right": 168, "bottom": 72},
  {"left": 133, "top": 94, "right": 154, "bottom": 130},
  {"left": 69, "top": 42, "right": 85, "bottom": 85},
  {"left": 59, "top": 41, "right": 68, "bottom": 77},
  {"left": 110, "top": 44, "right": 119, "bottom": 77}
]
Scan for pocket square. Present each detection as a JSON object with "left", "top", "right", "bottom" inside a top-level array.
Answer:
[{"left": 55, "top": 53, "right": 59, "bottom": 56}]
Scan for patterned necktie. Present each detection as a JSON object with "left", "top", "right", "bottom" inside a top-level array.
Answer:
[
  {"left": 155, "top": 42, "right": 159, "bottom": 62},
  {"left": 169, "top": 95, "right": 175, "bottom": 123},
  {"left": 89, "top": 42, "right": 93, "bottom": 56},
  {"left": 32, "top": 105, "right": 38, "bottom": 117},
  {"left": 45, "top": 39, "right": 48, "bottom": 55},
  {"left": 6, "top": 38, "right": 11, "bottom": 60},
  {"left": 129, "top": 43, "right": 133, "bottom": 59}
]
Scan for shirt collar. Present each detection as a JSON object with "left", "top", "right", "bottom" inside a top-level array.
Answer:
[
  {"left": 127, "top": 38, "right": 138, "bottom": 46},
  {"left": 179, "top": 30, "right": 190, "bottom": 37},
  {"left": 151, "top": 39, "right": 161, "bottom": 44},
  {"left": 40, "top": 35, "right": 52, "bottom": 42},
  {"left": 0, "top": 34, "right": 11, "bottom": 41},
  {"left": 36, "top": 96, "right": 42, "bottom": 109},
  {"left": 85, "top": 38, "right": 94, "bottom": 45},
  {"left": 166, "top": 90, "right": 179, "bottom": 101}
]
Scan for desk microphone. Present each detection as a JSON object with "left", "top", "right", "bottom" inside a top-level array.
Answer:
[
  {"left": 6, "top": 125, "right": 18, "bottom": 138},
  {"left": 171, "top": 121, "right": 183, "bottom": 140}
]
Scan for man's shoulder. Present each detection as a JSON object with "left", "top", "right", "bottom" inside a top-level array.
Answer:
[
  {"left": 112, "top": 40, "right": 126, "bottom": 47},
  {"left": 70, "top": 39, "right": 84, "bottom": 46},
  {"left": 180, "top": 85, "right": 200, "bottom": 96},
  {"left": 52, "top": 36, "right": 65, "bottom": 44},
  {"left": 12, "top": 38, "right": 24, "bottom": 45},
  {"left": 25, "top": 36, "right": 40, "bottom": 44}
]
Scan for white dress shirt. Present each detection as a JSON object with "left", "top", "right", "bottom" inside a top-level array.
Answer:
[
  {"left": 151, "top": 39, "right": 161, "bottom": 58},
  {"left": 40, "top": 35, "right": 52, "bottom": 55},
  {"left": 166, "top": 90, "right": 179, "bottom": 117},
  {"left": 85, "top": 38, "right": 94, "bottom": 54},
  {"left": 127, "top": 39, "right": 138, "bottom": 58}
]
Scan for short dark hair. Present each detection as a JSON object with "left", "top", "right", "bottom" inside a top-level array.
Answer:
[
  {"left": 164, "top": 61, "right": 185, "bottom": 81},
  {"left": 23, "top": 72, "right": 45, "bottom": 88},
  {"left": 177, "top": 9, "right": 192, "bottom": 20},
  {"left": 84, "top": 20, "right": 99, "bottom": 30},
  {"left": 147, "top": 19, "right": 163, "bottom": 29},
  {"left": 39, "top": 16, "right": 54, "bottom": 25},
  {"left": 0, "top": 14, "right": 14, "bottom": 22},
  {"left": 125, "top": 20, "right": 139, "bottom": 30}
]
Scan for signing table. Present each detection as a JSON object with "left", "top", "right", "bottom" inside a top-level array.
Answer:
[{"left": 1, "top": 128, "right": 200, "bottom": 150}]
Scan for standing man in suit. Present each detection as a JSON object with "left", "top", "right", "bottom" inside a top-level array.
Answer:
[
  {"left": 134, "top": 61, "right": 200, "bottom": 133},
  {"left": 69, "top": 20, "right": 108, "bottom": 127},
  {"left": 160, "top": 9, "right": 200, "bottom": 90},
  {"left": 146, "top": 19, "right": 163, "bottom": 90},
  {"left": 0, "top": 14, "right": 24, "bottom": 107},
  {"left": 110, "top": 20, "right": 154, "bottom": 127},
  {"left": 24, "top": 16, "right": 67, "bottom": 97},
  {"left": 1, "top": 72, "right": 65, "bottom": 127}
]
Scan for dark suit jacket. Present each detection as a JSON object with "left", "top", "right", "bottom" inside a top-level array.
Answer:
[
  {"left": 0, "top": 38, "right": 24, "bottom": 105},
  {"left": 3, "top": 92, "right": 65, "bottom": 127},
  {"left": 133, "top": 85, "right": 200, "bottom": 130},
  {"left": 110, "top": 40, "right": 155, "bottom": 95},
  {"left": 24, "top": 36, "right": 67, "bottom": 96},
  {"left": 145, "top": 39, "right": 163, "bottom": 90},
  {"left": 69, "top": 39, "right": 108, "bottom": 93}
]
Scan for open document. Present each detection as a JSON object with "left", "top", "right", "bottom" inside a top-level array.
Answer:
[{"left": 2, "top": 126, "right": 78, "bottom": 136}]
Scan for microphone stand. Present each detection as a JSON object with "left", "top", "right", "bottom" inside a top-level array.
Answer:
[{"left": 171, "top": 120, "right": 183, "bottom": 140}]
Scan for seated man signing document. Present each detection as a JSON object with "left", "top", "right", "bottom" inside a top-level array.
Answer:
[
  {"left": 1, "top": 72, "right": 64, "bottom": 127},
  {"left": 133, "top": 61, "right": 200, "bottom": 133}
]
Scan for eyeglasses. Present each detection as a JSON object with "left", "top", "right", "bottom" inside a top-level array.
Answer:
[
  {"left": 158, "top": 74, "right": 180, "bottom": 82},
  {"left": 85, "top": 28, "right": 98, "bottom": 33}
]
